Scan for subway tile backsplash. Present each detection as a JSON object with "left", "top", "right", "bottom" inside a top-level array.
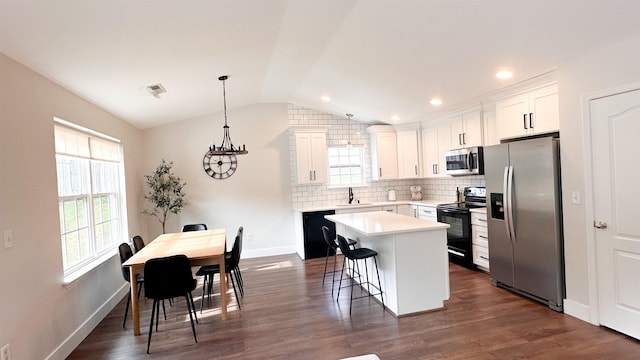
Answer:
[{"left": 288, "top": 103, "right": 485, "bottom": 210}]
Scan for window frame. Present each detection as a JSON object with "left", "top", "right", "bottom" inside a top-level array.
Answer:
[
  {"left": 327, "top": 145, "right": 366, "bottom": 188},
  {"left": 54, "top": 118, "right": 128, "bottom": 283}
]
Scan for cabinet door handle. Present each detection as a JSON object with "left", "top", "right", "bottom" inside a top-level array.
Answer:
[
  {"left": 479, "top": 235, "right": 488, "bottom": 239},
  {"left": 477, "top": 218, "right": 487, "bottom": 222},
  {"left": 480, "top": 255, "right": 489, "bottom": 261},
  {"left": 523, "top": 114, "right": 528, "bottom": 129},
  {"left": 415, "top": 165, "right": 418, "bottom": 175},
  {"left": 379, "top": 168, "right": 382, "bottom": 178},
  {"left": 462, "top": 133, "right": 466, "bottom": 145},
  {"left": 529, "top": 113, "right": 534, "bottom": 128},
  {"left": 458, "top": 133, "right": 463, "bottom": 145},
  {"left": 309, "top": 170, "right": 313, "bottom": 181},
  {"left": 313, "top": 170, "right": 316, "bottom": 181}
]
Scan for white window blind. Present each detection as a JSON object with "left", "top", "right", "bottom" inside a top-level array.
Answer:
[{"left": 54, "top": 121, "right": 126, "bottom": 279}]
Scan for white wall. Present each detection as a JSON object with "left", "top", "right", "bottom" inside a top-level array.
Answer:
[
  {"left": 558, "top": 34, "right": 640, "bottom": 320},
  {"left": 141, "top": 103, "right": 296, "bottom": 257},
  {"left": 0, "top": 53, "right": 145, "bottom": 359}
]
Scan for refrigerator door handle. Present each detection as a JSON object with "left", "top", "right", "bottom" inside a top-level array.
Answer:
[
  {"left": 507, "top": 165, "right": 516, "bottom": 242},
  {"left": 503, "top": 166, "right": 512, "bottom": 242}
]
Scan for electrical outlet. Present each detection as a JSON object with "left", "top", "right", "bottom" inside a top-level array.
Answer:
[
  {"left": 3, "top": 230, "right": 13, "bottom": 249},
  {"left": 246, "top": 233, "right": 253, "bottom": 242},
  {"left": 1, "top": 343, "right": 10, "bottom": 360}
]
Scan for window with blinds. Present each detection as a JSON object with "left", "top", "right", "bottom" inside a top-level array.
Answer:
[{"left": 54, "top": 120, "right": 126, "bottom": 278}]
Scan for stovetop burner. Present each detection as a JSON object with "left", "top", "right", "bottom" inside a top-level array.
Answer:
[
  {"left": 438, "top": 201, "right": 486, "bottom": 210},
  {"left": 437, "top": 186, "right": 486, "bottom": 212}
]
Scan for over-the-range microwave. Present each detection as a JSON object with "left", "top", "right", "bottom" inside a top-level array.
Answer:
[{"left": 445, "top": 146, "right": 484, "bottom": 176}]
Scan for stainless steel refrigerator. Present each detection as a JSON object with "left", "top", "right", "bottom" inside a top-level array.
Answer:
[{"left": 484, "top": 136, "right": 564, "bottom": 311}]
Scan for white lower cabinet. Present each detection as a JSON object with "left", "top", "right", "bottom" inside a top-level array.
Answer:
[
  {"left": 382, "top": 205, "right": 397, "bottom": 213},
  {"left": 471, "top": 209, "right": 489, "bottom": 271},
  {"left": 397, "top": 204, "right": 412, "bottom": 216},
  {"left": 411, "top": 204, "right": 437, "bottom": 221}
]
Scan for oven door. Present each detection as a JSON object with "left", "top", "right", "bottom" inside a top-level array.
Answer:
[{"left": 437, "top": 208, "right": 474, "bottom": 267}]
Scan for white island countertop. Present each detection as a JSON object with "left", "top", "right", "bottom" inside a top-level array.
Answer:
[{"left": 326, "top": 211, "right": 449, "bottom": 236}]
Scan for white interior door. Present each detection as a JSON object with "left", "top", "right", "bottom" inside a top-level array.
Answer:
[{"left": 591, "top": 89, "right": 640, "bottom": 340}]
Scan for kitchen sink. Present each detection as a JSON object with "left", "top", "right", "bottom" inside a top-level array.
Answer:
[{"left": 334, "top": 202, "right": 372, "bottom": 207}]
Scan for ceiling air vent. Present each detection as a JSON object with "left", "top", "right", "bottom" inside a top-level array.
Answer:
[{"left": 145, "top": 83, "right": 166, "bottom": 98}]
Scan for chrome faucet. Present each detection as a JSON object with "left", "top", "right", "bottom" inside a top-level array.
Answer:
[{"left": 348, "top": 187, "right": 354, "bottom": 204}]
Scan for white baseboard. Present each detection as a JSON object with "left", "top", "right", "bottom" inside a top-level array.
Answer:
[
  {"left": 46, "top": 284, "right": 129, "bottom": 360},
  {"left": 564, "top": 298, "right": 597, "bottom": 325},
  {"left": 242, "top": 245, "right": 297, "bottom": 259}
]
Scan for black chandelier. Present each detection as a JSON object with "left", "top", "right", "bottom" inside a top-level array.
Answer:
[{"left": 208, "top": 75, "right": 248, "bottom": 155}]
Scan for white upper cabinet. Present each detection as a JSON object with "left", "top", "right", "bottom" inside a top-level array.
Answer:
[
  {"left": 396, "top": 129, "right": 420, "bottom": 179},
  {"left": 482, "top": 109, "right": 499, "bottom": 147},
  {"left": 450, "top": 110, "right": 483, "bottom": 148},
  {"left": 294, "top": 130, "right": 327, "bottom": 184},
  {"left": 496, "top": 84, "right": 559, "bottom": 140},
  {"left": 367, "top": 125, "right": 398, "bottom": 180},
  {"left": 421, "top": 121, "right": 451, "bottom": 178}
]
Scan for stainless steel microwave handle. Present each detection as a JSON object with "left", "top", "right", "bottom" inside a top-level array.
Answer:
[{"left": 466, "top": 149, "right": 472, "bottom": 171}]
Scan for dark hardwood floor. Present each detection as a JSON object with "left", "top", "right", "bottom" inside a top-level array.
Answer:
[{"left": 68, "top": 254, "right": 640, "bottom": 359}]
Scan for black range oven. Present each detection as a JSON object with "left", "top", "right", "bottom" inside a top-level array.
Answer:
[{"left": 437, "top": 186, "right": 486, "bottom": 269}]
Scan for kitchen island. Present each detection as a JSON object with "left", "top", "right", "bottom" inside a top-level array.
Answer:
[{"left": 325, "top": 211, "right": 450, "bottom": 317}]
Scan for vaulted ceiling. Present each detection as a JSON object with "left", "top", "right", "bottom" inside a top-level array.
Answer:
[{"left": 2, "top": 0, "right": 639, "bottom": 129}]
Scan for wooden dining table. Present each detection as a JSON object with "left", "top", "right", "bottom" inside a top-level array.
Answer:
[{"left": 122, "top": 229, "right": 228, "bottom": 335}]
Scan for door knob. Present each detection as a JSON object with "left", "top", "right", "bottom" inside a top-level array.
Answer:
[{"left": 594, "top": 221, "right": 608, "bottom": 229}]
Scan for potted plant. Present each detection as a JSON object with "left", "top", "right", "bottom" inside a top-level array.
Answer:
[{"left": 143, "top": 159, "right": 187, "bottom": 233}]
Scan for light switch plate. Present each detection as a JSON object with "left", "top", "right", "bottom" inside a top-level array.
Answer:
[
  {"left": 3, "top": 230, "right": 13, "bottom": 249},
  {"left": 571, "top": 191, "right": 581, "bottom": 205}
]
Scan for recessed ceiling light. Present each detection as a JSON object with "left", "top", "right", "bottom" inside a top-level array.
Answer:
[
  {"left": 496, "top": 70, "right": 513, "bottom": 80},
  {"left": 390, "top": 115, "right": 400, "bottom": 121},
  {"left": 430, "top": 98, "right": 443, "bottom": 106},
  {"left": 321, "top": 95, "right": 331, "bottom": 102}
]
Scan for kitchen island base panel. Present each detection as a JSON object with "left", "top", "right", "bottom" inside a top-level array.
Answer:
[{"left": 342, "top": 228, "right": 450, "bottom": 317}]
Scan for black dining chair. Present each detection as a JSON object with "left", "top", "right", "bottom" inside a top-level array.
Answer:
[
  {"left": 182, "top": 223, "right": 208, "bottom": 232},
  {"left": 321, "top": 226, "right": 357, "bottom": 296},
  {"left": 234, "top": 226, "right": 244, "bottom": 296},
  {"left": 144, "top": 254, "right": 199, "bottom": 354},
  {"left": 196, "top": 231, "right": 242, "bottom": 312},
  {"left": 336, "top": 235, "right": 385, "bottom": 315},
  {"left": 132, "top": 235, "right": 145, "bottom": 253},
  {"left": 118, "top": 243, "right": 145, "bottom": 328}
]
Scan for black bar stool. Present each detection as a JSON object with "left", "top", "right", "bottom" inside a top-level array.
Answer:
[
  {"left": 321, "top": 226, "right": 357, "bottom": 296},
  {"left": 336, "top": 235, "right": 385, "bottom": 315}
]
